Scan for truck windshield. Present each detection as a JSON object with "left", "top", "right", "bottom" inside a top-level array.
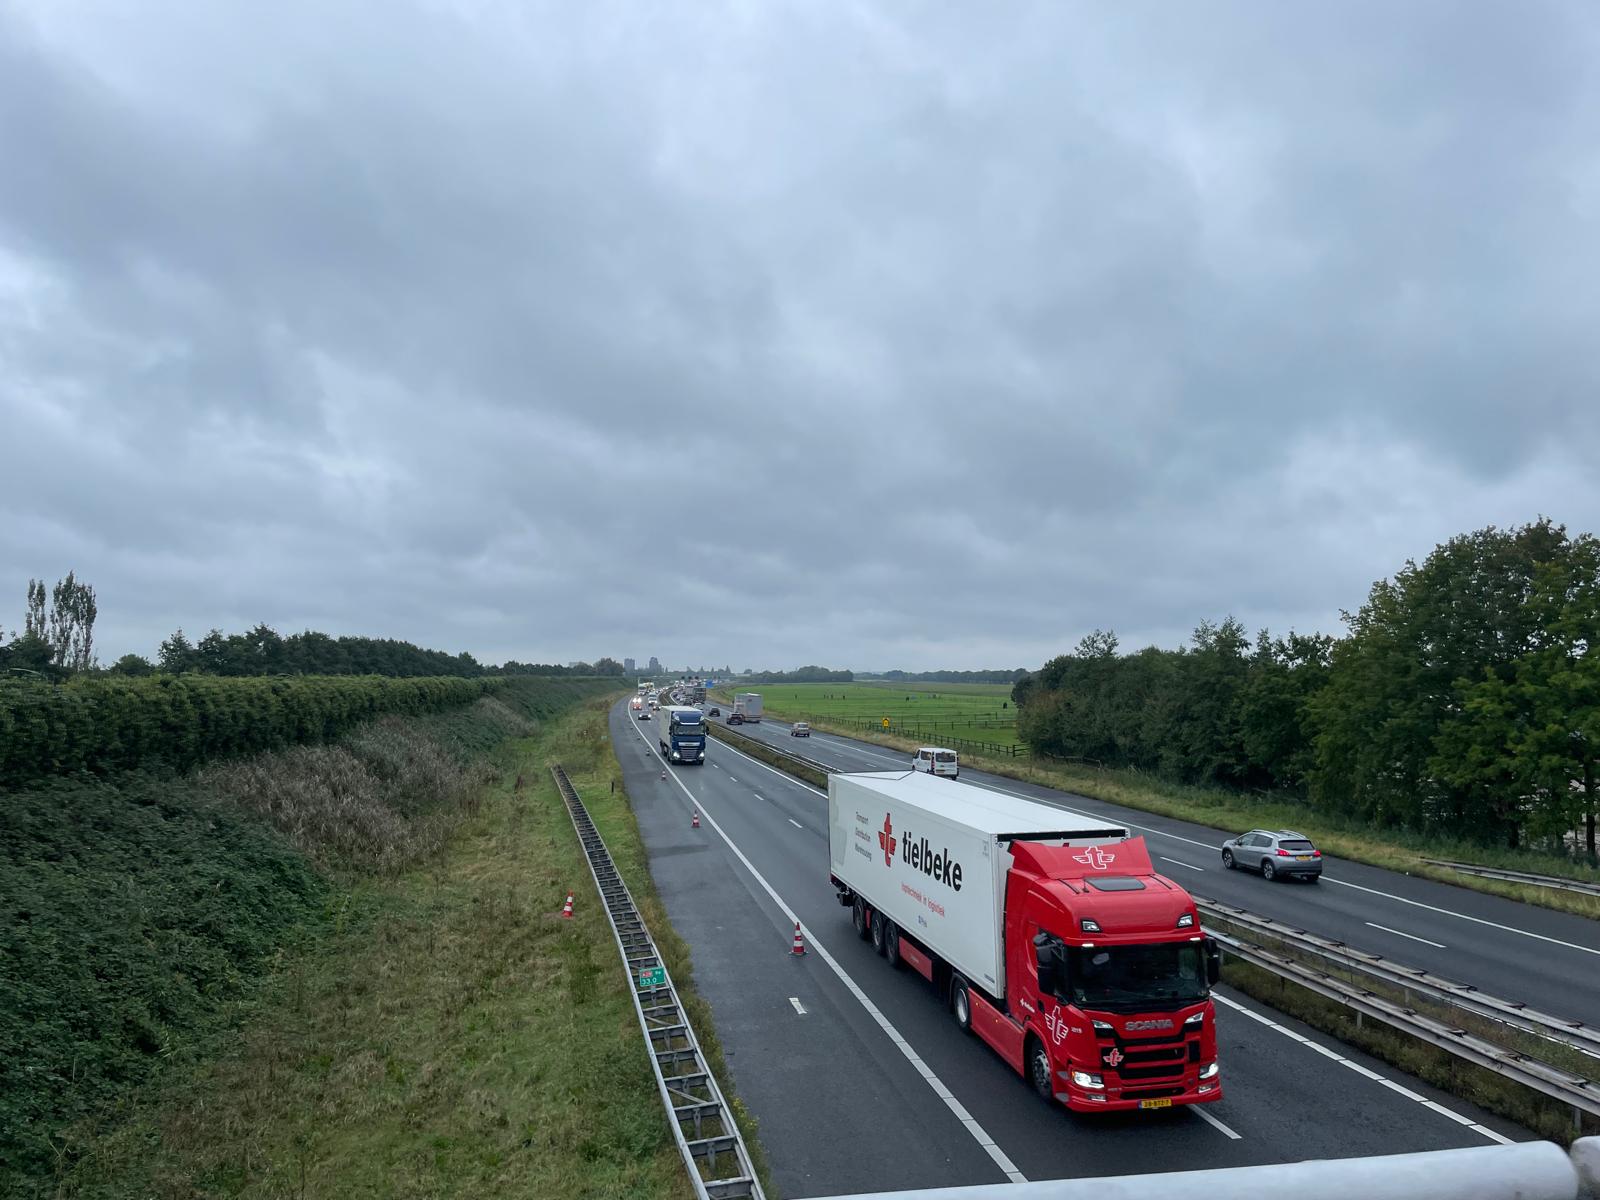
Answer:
[
  {"left": 1066, "top": 943, "right": 1207, "bottom": 1011},
  {"left": 671, "top": 722, "right": 703, "bottom": 737}
]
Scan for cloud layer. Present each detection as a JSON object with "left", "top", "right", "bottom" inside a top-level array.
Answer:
[{"left": 3, "top": 1, "right": 1597, "bottom": 670}]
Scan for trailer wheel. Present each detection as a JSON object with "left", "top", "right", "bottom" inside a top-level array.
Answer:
[
  {"left": 1026, "top": 1037, "right": 1053, "bottom": 1102},
  {"left": 852, "top": 897, "right": 869, "bottom": 940},
  {"left": 884, "top": 921, "right": 901, "bottom": 969},
  {"left": 871, "top": 912, "right": 887, "bottom": 956},
  {"left": 951, "top": 977, "right": 972, "bottom": 1033}
]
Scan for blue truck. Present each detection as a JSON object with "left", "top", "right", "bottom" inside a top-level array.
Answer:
[{"left": 659, "top": 705, "right": 707, "bottom": 765}]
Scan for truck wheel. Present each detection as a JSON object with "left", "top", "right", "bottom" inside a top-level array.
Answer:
[
  {"left": 1261, "top": 859, "right": 1276, "bottom": 881},
  {"left": 871, "top": 912, "right": 887, "bottom": 956},
  {"left": 1026, "top": 1038, "right": 1053, "bottom": 1102},
  {"left": 884, "top": 921, "right": 902, "bottom": 969},
  {"left": 852, "top": 897, "right": 869, "bottom": 940},
  {"left": 951, "top": 977, "right": 972, "bottom": 1033}
]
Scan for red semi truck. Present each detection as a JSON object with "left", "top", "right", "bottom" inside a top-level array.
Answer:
[{"left": 829, "top": 771, "right": 1222, "bottom": 1111}]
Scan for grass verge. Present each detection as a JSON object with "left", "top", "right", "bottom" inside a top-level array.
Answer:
[
  {"left": 750, "top": 709, "right": 1600, "bottom": 923},
  {"left": 48, "top": 696, "right": 764, "bottom": 1200}
]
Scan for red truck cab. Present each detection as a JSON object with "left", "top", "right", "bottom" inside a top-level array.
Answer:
[{"left": 970, "top": 836, "right": 1222, "bottom": 1111}]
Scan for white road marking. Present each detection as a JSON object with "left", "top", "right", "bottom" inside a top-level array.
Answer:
[
  {"left": 1160, "top": 856, "right": 1205, "bottom": 872},
  {"left": 625, "top": 717, "right": 1027, "bottom": 1184},
  {"left": 711, "top": 736, "right": 829, "bottom": 797},
  {"left": 1212, "top": 992, "right": 1510, "bottom": 1144},
  {"left": 1365, "top": 922, "right": 1446, "bottom": 949},
  {"left": 1327, "top": 878, "right": 1600, "bottom": 956},
  {"left": 1191, "top": 1106, "right": 1241, "bottom": 1139},
  {"left": 785, "top": 726, "right": 1600, "bottom": 961},
  {"left": 790, "top": 996, "right": 807, "bottom": 1015},
  {"left": 789, "top": 818, "right": 803, "bottom": 829}
]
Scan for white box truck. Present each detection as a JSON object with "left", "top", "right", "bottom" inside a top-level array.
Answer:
[
  {"left": 728, "top": 693, "right": 763, "bottom": 725},
  {"left": 829, "top": 771, "right": 1222, "bottom": 1112}
]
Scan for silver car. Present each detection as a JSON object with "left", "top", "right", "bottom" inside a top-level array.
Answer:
[{"left": 1221, "top": 829, "right": 1323, "bottom": 882}]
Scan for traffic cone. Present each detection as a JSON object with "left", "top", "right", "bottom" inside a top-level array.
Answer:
[
  {"left": 660, "top": 767, "right": 668, "bottom": 780},
  {"left": 561, "top": 892, "right": 573, "bottom": 920},
  {"left": 692, "top": 808, "right": 700, "bottom": 829},
  {"left": 791, "top": 922, "right": 806, "bottom": 956}
]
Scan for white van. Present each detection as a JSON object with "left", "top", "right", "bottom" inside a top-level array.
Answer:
[{"left": 911, "top": 746, "right": 959, "bottom": 779}]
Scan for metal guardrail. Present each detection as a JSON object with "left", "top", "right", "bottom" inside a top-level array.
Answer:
[
  {"left": 1210, "top": 927, "right": 1600, "bottom": 1125},
  {"left": 1421, "top": 859, "right": 1600, "bottom": 898},
  {"left": 1198, "top": 898, "right": 1600, "bottom": 1062},
  {"left": 813, "top": 1137, "right": 1600, "bottom": 1200},
  {"left": 551, "top": 765, "right": 765, "bottom": 1200},
  {"left": 827, "top": 1137, "right": 1600, "bottom": 1200}
]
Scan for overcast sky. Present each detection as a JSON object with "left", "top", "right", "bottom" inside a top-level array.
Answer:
[{"left": 3, "top": 2, "right": 1598, "bottom": 672}]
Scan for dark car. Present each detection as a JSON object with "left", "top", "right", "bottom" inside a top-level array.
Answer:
[
  {"left": 1221, "top": 829, "right": 1322, "bottom": 881},
  {"left": 707, "top": 707, "right": 720, "bottom": 717}
]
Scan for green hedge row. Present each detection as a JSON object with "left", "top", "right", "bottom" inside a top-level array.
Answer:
[{"left": 0, "top": 674, "right": 500, "bottom": 789}]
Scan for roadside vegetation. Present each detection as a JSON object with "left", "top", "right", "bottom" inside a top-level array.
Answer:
[
  {"left": 734, "top": 681, "right": 1024, "bottom": 751},
  {"left": 1, "top": 677, "right": 637, "bottom": 1198}
]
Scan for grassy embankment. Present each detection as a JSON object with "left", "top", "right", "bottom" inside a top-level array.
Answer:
[
  {"left": 720, "top": 683, "right": 1600, "bottom": 921},
  {"left": 7, "top": 682, "right": 758, "bottom": 1199}
]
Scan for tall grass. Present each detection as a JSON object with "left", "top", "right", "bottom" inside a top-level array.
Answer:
[{"left": 0, "top": 679, "right": 616, "bottom": 1198}]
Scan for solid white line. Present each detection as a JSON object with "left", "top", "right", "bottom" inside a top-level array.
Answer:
[
  {"left": 1328, "top": 878, "right": 1600, "bottom": 957},
  {"left": 712, "top": 736, "right": 829, "bottom": 797},
  {"left": 789, "top": 818, "right": 803, "bottom": 830},
  {"left": 1159, "top": 856, "right": 1206, "bottom": 872},
  {"left": 789, "top": 996, "right": 807, "bottom": 1015},
  {"left": 1365, "top": 921, "right": 1447, "bottom": 949},
  {"left": 794, "top": 730, "right": 1600, "bottom": 961},
  {"left": 1191, "top": 1106, "right": 1241, "bottom": 1140},
  {"left": 625, "top": 717, "right": 1027, "bottom": 1183},
  {"left": 1211, "top": 992, "right": 1511, "bottom": 1144}
]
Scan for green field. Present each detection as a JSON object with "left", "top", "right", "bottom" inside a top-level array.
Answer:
[{"left": 733, "top": 681, "right": 1025, "bottom": 751}]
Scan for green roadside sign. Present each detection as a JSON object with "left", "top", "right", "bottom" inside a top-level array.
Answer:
[{"left": 637, "top": 966, "right": 666, "bottom": 988}]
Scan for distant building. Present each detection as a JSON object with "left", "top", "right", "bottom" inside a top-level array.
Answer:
[
  {"left": 648, "top": 656, "right": 662, "bottom": 674},
  {"left": 623, "top": 657, "right": 636, "bottom": 674}
]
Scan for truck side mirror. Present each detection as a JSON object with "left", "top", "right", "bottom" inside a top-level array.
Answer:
[{"left": 1204, "top": 937, "right": 1222, "bottom": 986}]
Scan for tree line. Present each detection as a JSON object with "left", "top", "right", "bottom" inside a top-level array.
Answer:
[
  {"left": 0, "top": 583, "right": 628, "bottom": 680},
  {"left": 1014, "top": 520, "right": 1599, "bottom": 857}
]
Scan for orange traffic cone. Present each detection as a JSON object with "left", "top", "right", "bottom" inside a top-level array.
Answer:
[
  {"left": 692, "top": 808, "right": 700, "bottom": 829},
  {"left": 791, "top": 922, "right": 806, "bottom": 956},
  {"left": 561, "top": 892, "right": 574, "bottom": 920}
]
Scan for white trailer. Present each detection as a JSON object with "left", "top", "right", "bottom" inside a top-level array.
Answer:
[
  {"left": 828, "top": 771, "right": 1126, "bottom": 996},
  {"left": 729, "top": 693, "right": 763, "bottom": 724}
]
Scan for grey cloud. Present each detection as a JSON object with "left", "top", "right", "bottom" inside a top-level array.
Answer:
[{"left": 2, "top": 0, "right": 1598, "bottom": 670}]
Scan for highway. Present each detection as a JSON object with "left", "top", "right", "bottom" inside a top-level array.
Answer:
[
  {"left": 610, "top": 700, "right": 1527, "bottom": 1197},
  {"left": 726, "top": 713, "right": 1600, "bottom": 1027}
]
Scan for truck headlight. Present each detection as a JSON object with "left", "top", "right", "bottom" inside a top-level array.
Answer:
[
  {"left": 671, "top": 751, "right": 680, "bottom": 761},
  {"left": 1184, "top": 1011, "right": 1205, "bottom": 1027},
  {"left": 1091, "top": 1021, "right": 1115, "bottom": 1036},
  {"left": 1069, "top": 1070, "right": 1104, "bottom": 1090},
  {"left": 1199, "top": 1061, "right": 1219, "bottom": 1080}
]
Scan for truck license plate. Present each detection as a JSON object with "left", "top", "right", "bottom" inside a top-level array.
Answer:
[{"left": 1139, "top": 1098, "right": 1172, "bottom": 1110}]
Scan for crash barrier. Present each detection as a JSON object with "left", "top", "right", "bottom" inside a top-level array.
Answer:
[
  {"left": 1420, "top": 859, "right": 1600, "bottom": 898},
  {"left": 551, "top": 765, "right": 764, "bottom": 1200},
  {"left": 1201, "top": 899, "right": 1600, "bottom": 1130},
  {"left": 812, "top": 1137, "right": 1600, "bottom": 1200},
  {"left": 705, "top": 721, "right": 835, "bottom": 788}
]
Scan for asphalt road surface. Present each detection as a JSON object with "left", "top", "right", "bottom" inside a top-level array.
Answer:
[
  {"left": 726, "top": 714, "right": 1600, "bottom": 1027},
  {"left": 609, "top": 701, "right": 1528, "bottom": 1198}
]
